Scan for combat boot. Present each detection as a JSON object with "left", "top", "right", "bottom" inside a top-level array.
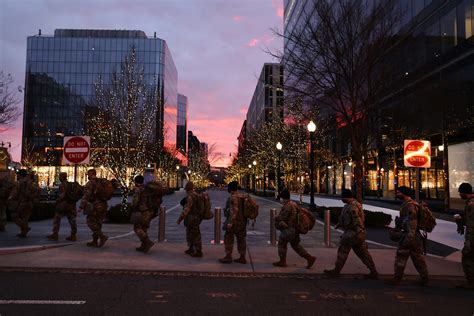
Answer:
[
  {"left": 66, "top": 234, "right": 76, "bottom": 241},
  {"left": 305, "top": 255, "right": 316, "bottom": 269},
  {"left": 234, "top": 255, "right": 247, "bottom": 264},
  {"left": 98, "top": 235, "right": 108, "bottom": 247},
  {"left": 219, "top": 255, "right": 233, "bottom": 264},
  {"left": 363, "top": 269, "right": 379, "bottom": 280},
  {"left": 416, "top": 276, "right": 429, "bottom": 287},
  {"left": 47, "top": 233, "right": 59, "bottom": 241},
  {"left": 272, "top": 257, "right": 288, "bottom": 267},
  {"left": 87, "top": 237, "right": 98, "bottom": 247},
  {"left": 191, "top": 250, "right": 203, "bottom": 258},
  {"left": 142, "top": 239, "right": 154, "bottom": 254},
  {"left": 323, "top": 269, "right": 340, "bottom": 278},
  {"left": 184, "top": 247, "right": 194, "bottom": 255}
]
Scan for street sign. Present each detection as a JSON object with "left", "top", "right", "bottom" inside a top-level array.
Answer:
[
  {"left": 404, "top": 139, "right": 431, "bottom": 168},
  {"left": 63, "top": 136, "right": 90, "bottom": 165}
]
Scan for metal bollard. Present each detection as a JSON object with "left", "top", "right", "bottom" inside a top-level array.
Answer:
[
  {"left": 158, "top": 206, "right": 166, "bottom": 242},
  {"left": 213, "top": 207, "right": 222, "bottom": 244},
  {"left": 324, "top": 209, "right": 331, "bottom": 247},
  {"left": 270, "top": 208, "right": 277, "bottom": 246}
]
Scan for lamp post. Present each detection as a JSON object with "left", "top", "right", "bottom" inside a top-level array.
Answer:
[
  {"left": 176, "top": 165, "right": 180, "bottom": 188},
  {"left": 276, "top": 142, "right": 282, "bottom": 199},
  {"left": 252, "top": 160, "right": 257, "bottom": 192},
  {"left": 307, "top": 120, "right": 316, "bottom": 210},
  {"left": 248, "top": 164, "right": 252, "bottom": 192}
]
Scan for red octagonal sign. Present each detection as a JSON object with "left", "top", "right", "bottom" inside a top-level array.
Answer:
[
  {"left": 63, "top": 136, "right": 90, "bottom": 165},
  {"left": 404, "top": 139, "right": 431, "bottom": 168}
]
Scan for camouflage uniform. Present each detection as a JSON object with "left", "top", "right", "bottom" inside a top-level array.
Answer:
[
  {"left": 132, "top": 184, "right": 154, "bottom": 246},
  {"left": 80, "top": 178, "right": 108, "bottom": 244},
  {"left": 223, "top": 191, "right": 247, "bottom": 258},
  {"left": 51, "top": 180, "right": 77, "bottom": 236},
  {"left": 329, "top": 200, "right": 377, "bottom": 275},
  {"left": 461, "top": 197, "right": 474, "bottom": 287},
  {"left": 0, "top": 176, "right": 13, "bottom": 231},
  {"left": 393, "top": 199, "right": 428, "bottom": 282},
  {"left": 179, "top": 191, "right": 202, "bottom": 254},
  {"left": 9, "top": 177, "right": 39, "bottom": 236},
  {"left": 275, "top": 200, "right": 314, "bottom": 262}
]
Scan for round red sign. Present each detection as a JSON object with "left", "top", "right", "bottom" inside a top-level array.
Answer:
[
  {"left": 64, "top": 136, "right": 90, "bottom": 164},
  {"left": 404, "top": 140, "right": 430, "bottom": 167}
]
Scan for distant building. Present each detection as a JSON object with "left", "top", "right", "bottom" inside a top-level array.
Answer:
[
  {"left": 245, "top": 63, "right": 283, "bottom": 136},
  {"left": 177, "top": 94, "right": 188, "bottom": 155},
  {"left": 23, "top": 29, "right": 178, "bottom": 163}
]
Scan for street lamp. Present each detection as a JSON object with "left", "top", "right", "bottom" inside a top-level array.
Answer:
[
  {"left": 276, "top": 142, "right": 282, "bottom": 199},
  {"left": 307, "top": 120, "right": 316, "bottom": 210},
  {"left": 252, "top": 160, "right": 257, "bottom": 192},
  {"left": 176, "top": 165, "right": 180, "bottom": 188}
]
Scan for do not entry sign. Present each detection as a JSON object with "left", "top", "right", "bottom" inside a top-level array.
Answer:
[
  {"left": 404, "top": 139, "right": 431, "bottom": 168},
  {"left": 63, "top": 136, "right": 90, "bottom": 165}
]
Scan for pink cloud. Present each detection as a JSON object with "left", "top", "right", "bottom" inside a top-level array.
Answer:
[
  {"left": 239, "top": 106, "right": 247, "bottom": 114},
  {"left": 247, "top": 38, "right": 259, "bottom": 47},
  {"left": 233, "top": 15, "right": 243, "bottom": 22},
  {"left": 272, "top": 0, "right": 284, "bottom": 18}
]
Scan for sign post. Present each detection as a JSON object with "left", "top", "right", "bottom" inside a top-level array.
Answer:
[
  {"left": 404, "top": 140, "right": 431, "bottom": 202},
  {"left": 63, "top": 136, "right": 91, "bottom": 182}
]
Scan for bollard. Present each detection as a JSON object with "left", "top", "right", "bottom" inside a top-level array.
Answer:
[
  {"left": 213, "top": 207, "right": 222, "bottom": 244},
  {"left": 158, "top": 206, "right": 166, "bottom": 242},
  {"left": 270, "top": 208, "right": 277, "bottom": 246},
  {"left": 324, "top": 209, "right": 331, "bottom": 247}
]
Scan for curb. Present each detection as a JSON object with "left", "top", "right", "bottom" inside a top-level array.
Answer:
[{"left": 0, "top": 243, "right": 73, "bottom": 255}]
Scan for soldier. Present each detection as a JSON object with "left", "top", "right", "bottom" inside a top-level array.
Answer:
[
  {"left": 456, "top": 183, "right": 474, "bottom": 290},
  {"left": 273, "top": 189, "right": 316, "bottom": 269},
  {"left": 0, "top": 173, "right": 13, "bottom": 232},
  {"left": 47, "top": 172, "right": 77, "bottom": 241},
  {"left": 78, "top": 169, "right": 108, "bottom": 247},
  {"left": 219, "top": 181, "right": 247, "bottom": 264},
  {"left": 324, "top": 189, "right": 378, "bottom": 279},
  {"left": 177, "top": 182, "right": 203, "bottom": 257},
  {"left": 8, "top": 169, "right": 39, "bottom": 237},
  {"left": 388, "top": 186, "right": 428, "bottom": 286},
  {"left": 131, "top": 175, "right": 155, "bottom": 253}
]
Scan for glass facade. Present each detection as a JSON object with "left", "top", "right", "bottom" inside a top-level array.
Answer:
[
  {"left": 177, "top": 93, "right": 188, "bottom": 154},
  {"left": 23, "top": 29, "right": 178, "bottom": 161}
]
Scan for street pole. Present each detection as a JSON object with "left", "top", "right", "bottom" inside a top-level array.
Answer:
[
  {"left": 276, "top": 142, "right": 282, "bottom": 199},
  {"left": 309, "top": 131, "right": 315, "bottom": 209}
]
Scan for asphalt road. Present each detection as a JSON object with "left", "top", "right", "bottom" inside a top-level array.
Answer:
[{"left": 0, "top": 271, "right": 472, "bottom": 316}]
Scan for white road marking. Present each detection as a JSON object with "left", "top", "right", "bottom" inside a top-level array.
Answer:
[{"left": 0, "top": 300, "right": 86, "bottom": 305}]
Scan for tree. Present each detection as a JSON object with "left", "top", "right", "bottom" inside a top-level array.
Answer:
[
  {"left": 272, "top": 0, "right": 401, "bottom": 200},
  {"left": 88, "top": 48, "right": 159, "bottom": 209},
  {"left": 0, "top": 71, "right": 21, "bottom": 128}
]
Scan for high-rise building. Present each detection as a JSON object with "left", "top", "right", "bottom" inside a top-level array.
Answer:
[
  {"left": 284, "top": 0, "right": 474, "bottom": 208},
  {"left": 177, "top": 94, "right": 188, "bottom": 155},
  {"left": 245, "top": 63, "right": 283, "bottom": 136},
  {"left": 23, "top": 29, "right": 178, "bottom": 163}
]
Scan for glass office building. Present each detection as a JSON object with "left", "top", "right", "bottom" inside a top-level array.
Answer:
[
  {"left": 177, "top": 94, "right": 188, "bottom": 154},
  {"left": 23, "top": 29, "right": 178, "bottom": 162}
]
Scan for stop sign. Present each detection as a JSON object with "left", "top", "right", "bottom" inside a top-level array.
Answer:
[
  {"left": 404, "top": 140, "right": 431, "bottom": 168},
  {"left": 63, "top": 136, "right": 90, "bottom": 165}
]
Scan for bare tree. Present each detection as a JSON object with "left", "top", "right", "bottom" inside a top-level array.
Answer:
[
  {"left": 88, "top": 48, "right": 159, "bottom": 208},
  {"left": 271, "top": 0, "right": 401, "bottom": 200},
  {"left": 0, "top": 71, "right": 21, "bottom": 128}
]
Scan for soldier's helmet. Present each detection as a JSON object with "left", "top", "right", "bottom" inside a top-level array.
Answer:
[
  {"left": 185, "top": 181, "right": 194, "bottom": 192},
  {"left": 227, "top": 181, "right": 238, "bottom": 193}
]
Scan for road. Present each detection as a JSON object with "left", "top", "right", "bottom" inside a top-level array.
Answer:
[{"left": 0, "top": 271, "right": 472, "bottom": 316}]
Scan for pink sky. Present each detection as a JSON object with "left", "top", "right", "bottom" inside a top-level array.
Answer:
[{"left": 0, "top": 0, "right": 283, "bottom": 167}]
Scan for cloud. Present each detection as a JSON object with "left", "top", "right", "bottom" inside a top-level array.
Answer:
[
  {"left": 239, "top": 106, "right": 248, "bottom": 114},
  {"left": 272, "top": 0, "right": 284, "bottom": 18},
  {"left": 247, "top": 38, "right": 259, "bottom": 47},
  {"left": 233, "top": 15, "right": 243, "bottom": 22}
]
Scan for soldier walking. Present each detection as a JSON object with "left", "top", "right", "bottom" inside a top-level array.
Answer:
[
  {"left": 324, "top": 189, "right": 378, "bottom": 279},
  {"left": 273, "top": 189, "right": 316, "bottom": 269},
  {"left": 219, "top": 181, "right": 247, "bottom": 264},
  {"left": 456, "top": 183, "right": 474, "bottom": 290},
  {"left": 78, "top": 169, "right": 108, "bottom": 247},
  {"left": 0, "top": 173, "right": 13, "bottom": 232},
  {"left": 8, "top": 169, "right": 39, "bottom": 238},
  {"left": 47, "top": 172, "right": 77, "bottom": 241},
  {"left": 388, "top": 186, "right": 428, "bottom": 286},
  {"left": 131, "top": 175, "right": 155, "bottom": 253},
  {"left": 177, "top": 182, "right": 203, "bottom": 257}
]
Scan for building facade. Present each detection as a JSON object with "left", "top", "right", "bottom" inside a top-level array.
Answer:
[
  {"left": 245, "top": 63, "right": 283, "bottom": 136},
  {"left": 177, "top": 93, "right": 188, "bottom": 155},
  {"left": 284, "top": 0, "right": 474, "bottom": 209},
  {"left": 23, "top": 29, "right": 179, "bottom": 185}
]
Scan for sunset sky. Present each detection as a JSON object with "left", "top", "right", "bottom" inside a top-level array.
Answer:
[{"left": 0, "top": 0, "right": 283, "bottom": 167}]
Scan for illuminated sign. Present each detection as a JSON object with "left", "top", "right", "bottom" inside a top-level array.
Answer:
[
  {"left": 404, "top": 140, "right": 431, "bottom": 168},
  {"left": 63, "top": 136, "right": 90, "bottom": 165}
]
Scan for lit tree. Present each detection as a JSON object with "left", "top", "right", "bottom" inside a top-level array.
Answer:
[
  {"left": 0, "top": 71, "right": 21, "bottom": 128},
  {"left": 88, "top": 48, "right": 159, "bottom": 209}
]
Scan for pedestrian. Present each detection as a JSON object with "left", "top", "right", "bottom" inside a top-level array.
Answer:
[
  {"left": 324, "top": 189, "right": 378, "bottom": 279},
  {"left": 219, "top": 181, "right": 247, "bottom": 264},
  {"left": 0, "top": 173, "right": 13, "bottom": 232},
  {"left": 273, "top": 189, "right": 316, "bottom": 269},
  {"left": 8, "top": 169, "right": 39, "bottom": 238},
  {"left": 388, "top": 186, "right": 429, "bottom": 286},
  {"left": 177, "top": 181, "right": 203, "bottom": 257},
  {"left": 455, "top": 182, "right": 474, "bottom": 290},
  {"left": 78, "top": 169, "right": 108, "bottom": 247},
  {"left": 131, "top": 175, "right": 155, "bottom": 253},
  {"left": 47, "top": 172, "right": 77, "bottom": 241}
]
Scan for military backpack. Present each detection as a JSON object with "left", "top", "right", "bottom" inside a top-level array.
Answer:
[
  {"left": 95, "top": 178, "right": 114, "bottom": 201},
  {"left": 66, "top": 181, "right": 83, "bottom": 202},
  {"left": 415, "top": 201, "right": 437, "bottom": 233},
  {"left": 240, "top": 196, "right": 259, "bottom": 220},
  {"left": 296, "top": 205, "right": 316, "bottom": 234},
  {"left": 143, "top": 181, "right": 166, "bottom": 216},
  {"left": 193, "top": 192, "right": 213, "bottom": 220}
]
